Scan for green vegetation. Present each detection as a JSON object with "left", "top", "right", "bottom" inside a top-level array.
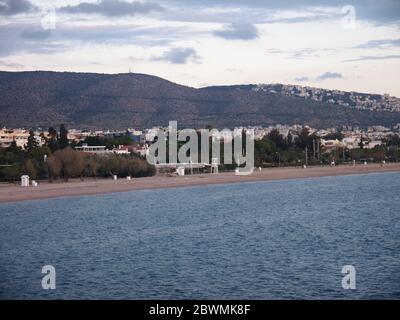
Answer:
[
  {"left": 159, "top": 128, "right": 400, "bottom": 172},
  {"left": 0, "top": 125, "right": 155, "bottom": 182},
  {"left": 1, "top": 125, "right": 399, "bottom": 182},
  {"left": 76, "top": 134, "right": 135, "bottom": 150},
  {"left": 253, "top": 128, "right": 320, "bottom": 168},
  {"left": 250, "top": 129, "right": 400, "bottom": 167}
]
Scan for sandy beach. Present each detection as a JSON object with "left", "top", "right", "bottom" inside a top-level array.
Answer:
[{"left": 0, "top": 163, "right": 399, "bottom": 203}]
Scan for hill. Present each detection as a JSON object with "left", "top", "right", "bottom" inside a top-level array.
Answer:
[{"left": 1, "top": 71, "right": 400, "bottom": 129}]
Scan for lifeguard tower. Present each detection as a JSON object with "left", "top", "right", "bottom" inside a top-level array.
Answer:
[{"left": 21, "top": 175, "right": 29, "bottom": 187}]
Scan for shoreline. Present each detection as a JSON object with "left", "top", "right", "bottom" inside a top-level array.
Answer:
[{"left": 0, "top": 163, "right": 399, "bottom": 204}]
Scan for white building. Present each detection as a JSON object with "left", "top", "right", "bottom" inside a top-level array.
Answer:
[
  {"left": 75, "top": 145, "right": 110, "bottom": 154},
  {"left": 0, "top": 128, "right": 36, "bottom": 149}
]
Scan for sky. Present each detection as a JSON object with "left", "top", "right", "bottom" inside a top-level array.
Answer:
[{"left": 0, "top": 0, "right": 400, "bottom": 96}]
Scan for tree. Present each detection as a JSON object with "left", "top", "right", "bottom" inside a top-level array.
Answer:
[
  {"left": 295, "top": 128, "right": 317, "bottom": 150},
  {"left": 83, "top": 157, "right": 99, "bottom": 179},
  {"left": 59, "top": 124, "right": 69, "bottom": 149},
  {"left": 2, "top": 141, "right": 25, "bottom": 167},
  {"left": 21, "top": 159, "right": 37, "bottom": 179},
  {"left": 6, "top": 140, "right": 23, "bottom": 155},
  {"left": 358, "top": 137, "right": 364, "bottom": 149},
  {"left": 54, "top": 148, "right": 84, "bottom": 181},
  {"left": 324, "top": 131, "right": 344, "bottom": 141},
  {"left": 286, "top": 132, "right": 294, "bottom": 147},
  {"left": 268, "top": 129, "right": 285, "bottom": 149},
  {"left": 47, "top": 127, "right": 59, "bottom": 152},
  {"left": 3, "top": 164, "right": 21, "bottom": 182},
  {"left": 30, "top": 145, "right": 51, "bottom": 162},
  {"left": 46, "top": 156, "right": 62, "bottom": 181},
  {"left": 26, "top": 130, "right": 39, "bottom": 154},
  {"left": 386, "top": 135, "right": 400, "bottom": 147},
  {"left": 254, "top": 139, "right": 276, "bottom": 166}
]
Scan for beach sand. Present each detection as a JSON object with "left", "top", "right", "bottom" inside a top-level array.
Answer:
[{"left": 0, "top": 163, "right": 399, "bottom": 203}]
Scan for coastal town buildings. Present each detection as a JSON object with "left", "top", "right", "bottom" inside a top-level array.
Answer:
[
  {"left": 74, "top": 144, "right": 131, "bottom": 155},
  {"left": 1, "top": 123, "right": 399, "bottom": 154},
  {"left": 254, "top": 84, "right": 400, "bottom": 112},
  {"left": 0, "top": 128, "right": 43, "bottom": 149}
]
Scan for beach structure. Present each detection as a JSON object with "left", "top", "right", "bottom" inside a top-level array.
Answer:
[
  {"left": 75, "top": 144, "right": 131, "bottom": 155},
  {"left": 21, "top": 175, "right": 29, "bottom": 187},
  {"left": 75, "top": 144, "right": 110, "bottom": 154},
  {"left": 113, "top": 145, "right": 131, "bottom": 155},
  {"left": 155, "top": 162, "right": 213, "bottom": 174},
  {"left": 176, "top": 166, "right": 185, "bottom": 176},
  {"left": 211, "top": 157, "right": 219, "bottom": 174}
]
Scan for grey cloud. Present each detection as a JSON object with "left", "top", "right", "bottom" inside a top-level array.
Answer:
[
  {"left": 163, "top": 5, "right": 335, "bottom": 25},
  {"left": 213, "top": 22, "right": 259, "bottom": 40},
  {"left": 21, "top": 29, "right": 52, "bottom": 40},
  {"left": 294, "top": 76, "right": 309, "bottom": 82},
  {"left": 0, "top": 22, "right": 189, "bottom": 56},
  {"left": 151, "top": 47, "right": 200, "bottom": 64},
  {"left": 0, "top": 24, "right": 65, "bottom": 56},
  {"left": 160, "top": 0, "right": 400, "bottom": 25},
  {"left": 0, "top": 60, "right": 23, "bottom": 69},
  {"left": 355, "top": 39, "right": 400, "bottom": 49},
  {"left": 53, "top": 24, "right": 193, "bottom": 48},
  {"left": 316, "top": 72, "right": 343, "bottom": 80},
  {"left": 266, "top": 49, "right": 286, "bottom": 54},
  {"left": 267, "top": 12, "right": 341, "bottom": 25},
  {"left": 343, "top": 55, "right": 400, "bottom": 62},
  {"left": 59, "top": 0, "right": 163, "bottom": 17},
  {"left": 291, "top": 48, "right": 319, "bottom": 59},
  {"left": 0, "top": 0, "right": 37, "bottom": 16},
  {"left": 266, "top": 47, "right": 338, "bottom": 60}
]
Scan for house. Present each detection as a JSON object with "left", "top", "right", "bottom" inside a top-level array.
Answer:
[
  {"left": 320, "top": 139, "right": 346, "bottom": 150},
  {"left": 75, "top": 144, "right": 110, "bottom": 154},
  {"left": 75, "top": 144, "right": 131, "bottom": 155},
  {"left": 0, "top": 128, "right": 30, "bottom": 149},
  {"left": 112, "top": 145, "right": 131, "bottom": 155},
  {"left": 132, "top": 144, "right": 149, "bottom": 157}
]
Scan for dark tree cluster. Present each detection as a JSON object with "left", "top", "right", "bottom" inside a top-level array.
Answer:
[{"left": 0, "top": 125, "right": 155, "bottom": 182}]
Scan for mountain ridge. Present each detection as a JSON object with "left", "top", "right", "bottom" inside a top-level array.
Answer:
[{"left": 1, "top": 70, "right": 400, "bottom": 130}]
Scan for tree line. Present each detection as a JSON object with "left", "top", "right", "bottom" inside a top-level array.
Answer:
[
  {"left": 0, "top": 125, "right": 155, "bottom": 182},
  {"left": 252, "top": 128, "right": 400, "bottom": 167}
]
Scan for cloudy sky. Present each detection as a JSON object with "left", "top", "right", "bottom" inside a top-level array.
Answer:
[{"left": 1, "top": 0, "right": 400, "bottom": 95}]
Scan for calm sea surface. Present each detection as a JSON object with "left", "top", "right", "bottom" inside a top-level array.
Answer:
[{"left": 0, "top": 172, "right": 399, "bottom": 299}]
